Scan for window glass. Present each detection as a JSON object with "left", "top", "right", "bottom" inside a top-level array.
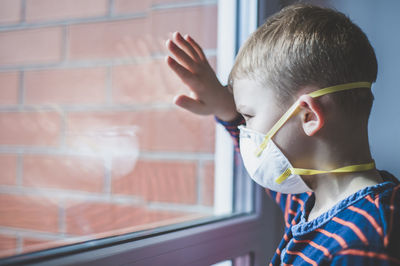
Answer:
[
  {"left": 211, "top": 253, "right": 252, "bottom": 266},
  {"left": 0, "top": 0, "right": 239, "bottom": 258}
]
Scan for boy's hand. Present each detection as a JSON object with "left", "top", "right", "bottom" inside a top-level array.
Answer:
[{"left": 165, "top": 32, "right": 239, "bottom": 122}]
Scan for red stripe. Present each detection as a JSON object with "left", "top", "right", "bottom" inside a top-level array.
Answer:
[
  {"left": 332, "top": 217, "right": 368, "bottom": 245},
  {"left": 283, "top": 232, "right": 289, "bottom": 242},
  {"left": 348, "top": 205, "right": 383, "bottom": 238},
  {"left": 365, "top": 194, "right": 375, "bottom": 204},
  {"left": 265, "top": 189, "right": 272, "bottom": 198},
  {"left": 275, "top": 192, "right": 281, "bottom": 205},
  {"left": 337, "top": 249, "right": 400, "bottom": 264},
  {"left": 292, "top": 196, "right": 305, "bottom": 211},
  {"left": 286, "top": 250, "right": 318, "bottom": 266},
  {"left": 315, "top": 228, "right": 348, "bottom": 249},
  {"left": 276, "top": 246, "right": 281, "bottom": 256},
  {"left": 384, "top": 184, "right": 400, "bottom": 247},
  {"left": 374, "top": 194, "right": 380, "bottom": 209},
  {"left": 288, "top": 208, "right": 298, "bottom": 225},
  {"left": 293, "top": 239, "right": 332, "bottom": 259},
  {"left": 284, "top": 195, "right": 291, "bottom": 228}
]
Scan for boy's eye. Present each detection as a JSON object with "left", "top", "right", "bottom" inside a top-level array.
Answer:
[{"left": 242, "top": 114, "right": 254, "bottom": 119}]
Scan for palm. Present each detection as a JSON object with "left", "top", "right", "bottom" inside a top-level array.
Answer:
[{"left": 165, "top": 32, "right": 238, "bottom": 121}]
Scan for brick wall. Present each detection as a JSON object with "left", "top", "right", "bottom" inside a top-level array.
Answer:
[{"left": 0, "top": 0, "right": 218, "bottom": 257}]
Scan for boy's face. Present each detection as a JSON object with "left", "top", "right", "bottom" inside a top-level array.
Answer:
[
  {"left": 233, "top": 78, "right": 290, "bottom": 134},
  {"left": 233, "top": 78, "right": 306, "bottom": 162}
]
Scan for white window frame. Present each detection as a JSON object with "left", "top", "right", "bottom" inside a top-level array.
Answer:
[{"left": 0, "top": 1, "right": 284, "bottom": 265}]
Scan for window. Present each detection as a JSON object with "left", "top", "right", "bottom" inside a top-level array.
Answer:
[{"left": 0, "top": 0, "right": 283, "bottom": 265}]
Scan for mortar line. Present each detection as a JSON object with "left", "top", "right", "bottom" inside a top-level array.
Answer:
[
  {"left": 0, "top": 102, "right": 175, "bottom": 112},
  {"left": 20, "top": 0, "right": 27, "bottom": 23},
  {"left": 0, "top": 148, "right": 214, "bottom": 161},
  {"left": 58, "top": 198, "right": 66, "bottom": 235},
  {"left": 0, "top": 0, "right": 218, "bottom": 32},
  {"left": 62, "top": 25, "right": 69, "bottom": 62},
  {"left": 16, "top": 154, "right": 23, "bottom": 186},
  {"left": 197, "top": 159, "right": 204, "bottom": 205},
  {"left": 108, "top": 0, "right": 115, "bottom": 17},
  {"left": 0, "top": 185, "right": 144, "bottom": 204},
  {"left": 0, "top": 49, "right": 217, "bottom": 72},
  {"left": 106, "top": 66, "right": 113, "bottom": 105},
  {"left": 152, "top": 0, "right": 217, "bottom": 10},
  {"left": 18, "top": 71, "right": 25, "bottom": 105},
  {"left": 0, "top": 226, "right": 75, "bottom": 240},
  {"left": 59, "top": 110, "right": 67, "bottom": 148},
  {"left": 16, "top": 233, "right": 23, "bottom": 254},
  {"left": 0, "top": 13, "right": 147, "bottom": 32},
  {"left": 147, "top": 201, "right": 214, "bottom": 214},
  {"left": 103, "top": 157, "right": 112, "bottom": 195}
]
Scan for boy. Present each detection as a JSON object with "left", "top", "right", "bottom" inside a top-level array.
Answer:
[{"left": 165, "top": 4, "right": 400, "bottom": 265}]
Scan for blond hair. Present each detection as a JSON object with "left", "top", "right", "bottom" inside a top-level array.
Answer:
[{"left": 229, "top": 4, "right": 377, "bottom": 114}]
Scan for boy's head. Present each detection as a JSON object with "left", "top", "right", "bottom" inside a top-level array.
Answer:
[
  {"left": 231, "top": 4, "right": 378, "bottom": 170},
  {"left": 229, "top": 4, "right": 377, "bottom": 118}
]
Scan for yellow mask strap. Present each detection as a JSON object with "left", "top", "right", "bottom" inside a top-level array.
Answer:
[
  {"left": 275, "top": 161, "right": 376, "bottom": 184},
  {"left": 254, "top": 81, "right": 372, "bottom": 157}
]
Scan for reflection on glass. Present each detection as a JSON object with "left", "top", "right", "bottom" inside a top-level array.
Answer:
[
  {"left": 0, "top": 0, "right": 222, "bottom": 258},
  {"left": 211, "top": 253, "right": 252, "bottom": 266}
]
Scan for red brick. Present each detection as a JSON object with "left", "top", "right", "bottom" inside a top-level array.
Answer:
[
  {"left": 65, "top": 200, "right": 185, "bottom": 235},
  {"left": 151, "top": 5, "right": 218, "bottom": 51},
  {"left": 113, "top": 57, "right": 217, "bottom": 104},
  {"left": 66, "top": 109, "right": 215, "bottom": 152},
  {"left": 0, "top": 0, "right": 21, "bottom": 25},
  {"left": 25, "top": 0, "right": 108, "bottom": 22},
  {"left": 0, "top": 234, "right": 17, "bottom": 258},
  {"left": 0, "top": 112, "right": 62, "bottom": 146},
  {"left": 25, "top": 68, "right": 107, "bottom": 105},
  {"left": 0, "top": 194, "right": 59, "bottom": 232},
  {"left": 23, "top": 155, "right": 104, "bottom": 192},
  {"left": 23, "top": 237, "right": 51, "bottom": 247},
  {"left": 112, "top": 60, "right": 182, "bottom": 104},
  {"left": 114, "top": 0, "right": 150, "bottom": 14},
  {"left": 112, "top": 160, "right": 197, "bottom": 204},
  {"left": 22, "top": 237, "right": 71, "bottom": 254},
  {"left": 69, "top": 5, "right": 217, "bottom": 60},
  {"left": 68, "top": 18, "right": 149, "bottom": 60},
  {"left": 202, "top": 161, "right": 214, "bottom": 206},
  {"left": 22, "top": 237, "right": 53, "bottom": 253},
  {"left": 152, "top": 0, "right": 209, "bottom": 6},
  {"left": 0, "top": 27, "right": 63, "bottom": 66},
  {"left": 0, "top": 72, "right": 19, "bottom": 105},
  {"left": 0, "top": 154, "right": 17, "bottom": 185}
]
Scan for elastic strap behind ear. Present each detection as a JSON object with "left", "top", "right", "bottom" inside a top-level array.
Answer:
[{"left": 254, "top": 81, "right": 372, "bottom": 157}]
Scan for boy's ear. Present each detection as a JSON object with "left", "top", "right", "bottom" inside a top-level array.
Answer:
[{"left": 298, "top": 94, "right": 324, "bottom": 136}]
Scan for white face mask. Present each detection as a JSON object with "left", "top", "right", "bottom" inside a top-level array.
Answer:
[
  {"left": 238, "top": 81, "right": 376, "bottom": 194},
  {"left": 239, "top": 125, "right": 312, "bottom": 194}
]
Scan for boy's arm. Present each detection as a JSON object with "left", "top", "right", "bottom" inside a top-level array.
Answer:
[{"left": 166, "top": 32, "right": 302, "bottom": 228}]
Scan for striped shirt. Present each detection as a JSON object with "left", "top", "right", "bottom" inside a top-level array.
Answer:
[{"left": 216, "top": 115, "right": 400, "bottom": 265}]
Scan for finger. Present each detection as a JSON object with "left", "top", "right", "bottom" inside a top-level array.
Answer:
[
  {"left": 173, "top": 94, "right": 209, "bottom": 115},
  {"left": 173, "top": 32, "right": 201, "bottom": 61},
  {"left": 185, "top": 34, "right": 207, "bottom": 61},
  {"left": 166, "top": 39, "right": 198, "bottom": 72},
  {"left": 165, "top": 56, "right": 197, "bottom": 88}
]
